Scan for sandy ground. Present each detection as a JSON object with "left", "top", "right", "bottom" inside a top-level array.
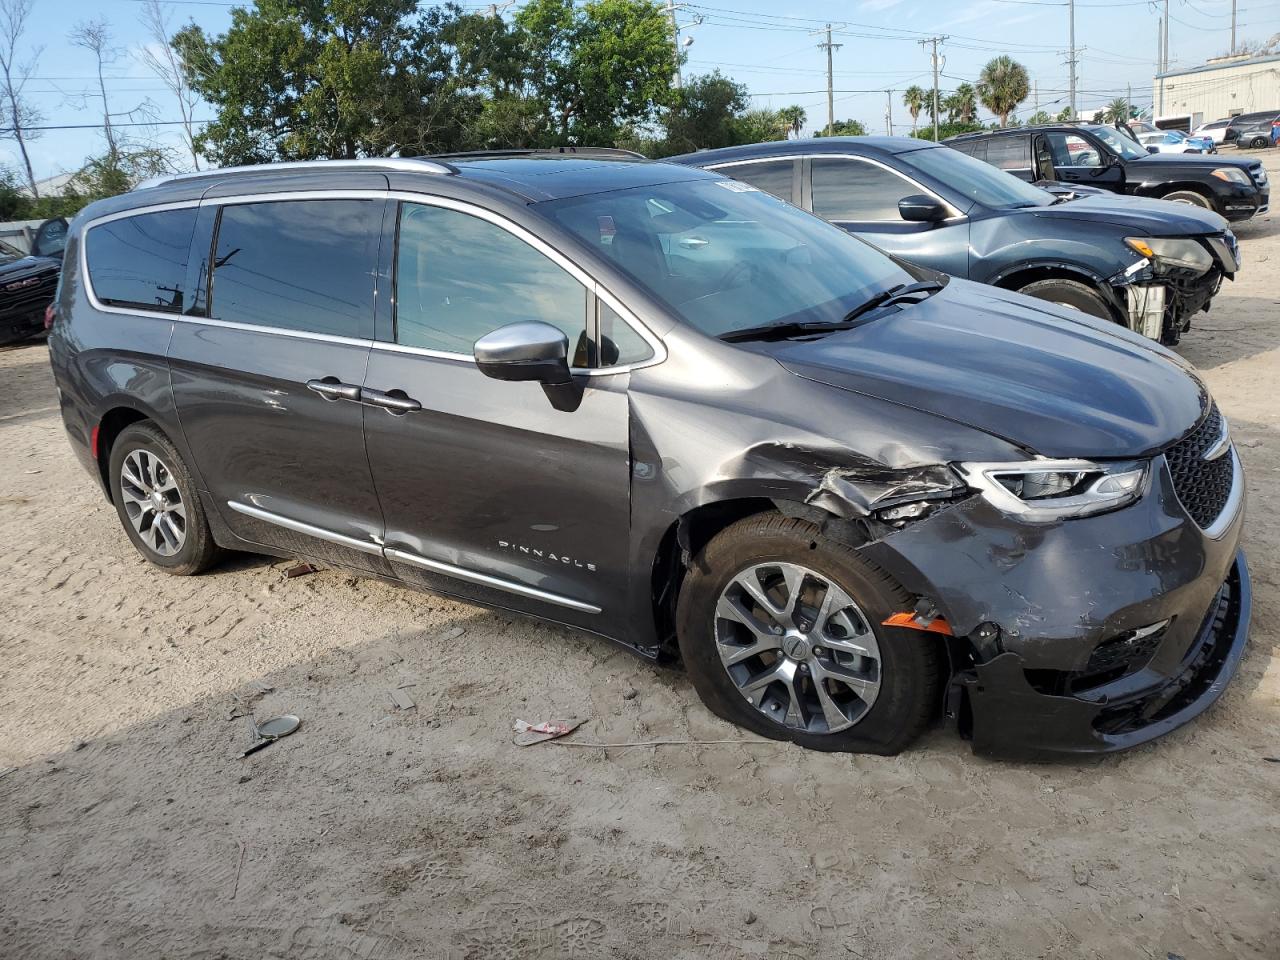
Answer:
[{"left": 2, "top": 156, "right": 1279, "bottom": 960}]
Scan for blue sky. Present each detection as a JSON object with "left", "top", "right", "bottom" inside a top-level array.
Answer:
[{"left": 7, "top": 0, "right": 1278, "bottom": 183}]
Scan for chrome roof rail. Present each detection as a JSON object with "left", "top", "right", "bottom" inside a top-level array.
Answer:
[{"left": 133, "top": 156, "right": 457, "bottom": 191}]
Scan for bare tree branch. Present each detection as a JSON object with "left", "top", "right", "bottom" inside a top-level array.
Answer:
[
  {"left": 137, "top": 0, "right": 201, "bottom": 170},
  {"left": 0, "top": 0, "right": 43, "bottom": 197}
]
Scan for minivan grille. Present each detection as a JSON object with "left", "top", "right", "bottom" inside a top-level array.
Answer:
[{"left": 1165, "top": 403, "right": 1235, "bottom": 529}]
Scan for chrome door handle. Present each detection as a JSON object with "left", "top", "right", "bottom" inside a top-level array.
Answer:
[
  {"left": 306, "top": 378, "right": 361, "bottom": 402},
  {"left": 362, "top": 387, "right": 422, "bottom": 415}
]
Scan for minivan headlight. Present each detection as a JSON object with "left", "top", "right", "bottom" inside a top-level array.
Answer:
[
  {"left": 956, "top": 459, "right": 1149, "bottom": 521},
  {"left": 1124, "top": 237, "right": 1213, "bottom": 274}
]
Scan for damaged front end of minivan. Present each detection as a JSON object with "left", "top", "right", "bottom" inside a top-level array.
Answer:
[{"left": 1107, "top": 232, "right": 1239, "bottom": 344}]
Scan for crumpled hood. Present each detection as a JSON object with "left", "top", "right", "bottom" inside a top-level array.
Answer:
[
  {"left": 774, "top": 279, "right": 1206, "bottom": 459},
  {"left": 1026, "top": 191, "right": 1226, "bottom": 235}
]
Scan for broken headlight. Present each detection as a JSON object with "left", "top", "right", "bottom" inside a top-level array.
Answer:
[
  {"left": 956, "top": 459, "right": 1149, "bottom": 521},
  {"left": 1124, "top": 237, "right": 1213, "bottom": 275}
]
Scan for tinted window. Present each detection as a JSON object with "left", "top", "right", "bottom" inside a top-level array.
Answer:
[
  {"left": 948, "top": 140, "right": 987, "bottom": 162},
  {"left": 395, "top": 202, "right": 588, "bottom": 359},
  {"left": 86, "top": 208, "right": 197, "bottom": 313},
  {"left": 210, "top": 199, "right": 377, "bottom": 338},
  {"left": 544, "top": 178, "right": 910, "bottom": 339},
  {"left": 984, "top": 136, "right": 1030, "bottom": 170},
  {"left": 900, "top": 146, "right": 1052, "bottom": 209},
  {"left": 1045, "top": 132, "right": 1103, "bottom": 167},
  {"left": 719, "top": 161, "right": 794, "bottom": 202},
  {"left": 811, "top": 157, "right": 918, "bottom": 221}
]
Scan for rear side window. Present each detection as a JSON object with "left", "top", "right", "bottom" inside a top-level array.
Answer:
[
  {"left": 394, "top": 202, "right": 589, "bottom": 360},
  {"left": 85, "top": 207, "right": 197, "bottom": 313},
  {"left": 810, "top": 157, "right": 917, "bottom": 221},
  {"left": 717, "top": 160, "right": 795, "bottom": 203},
  {"left": 984, "top": 136, "right": 1030, "bottom": 170},
  {"left": 948, "top": 139, "right": 987, "bottom": 162},
  {"left": 210, "top": 199, "right": 378, "bottom": 338}
]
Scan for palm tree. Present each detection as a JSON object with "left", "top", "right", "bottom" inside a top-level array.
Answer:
[
  {"left": 902, "top": 85, "right": 926, "bottom": 132},
  {"left": 947, "top": 83, "right": 978, "bottom": 124},
  {"left": 976, "top": 56, "right": 1030, "bottom": 128},
  {"left": 777, "top": 105, "right": 807, "bottom": 138},
  {"left": 1103, "top": 97, "right": 1131, "bottom": 123}
]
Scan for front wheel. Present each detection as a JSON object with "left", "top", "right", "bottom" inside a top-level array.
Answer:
[
  {"left": 1163, "top": 189, "right": 1213, "bottom": 208},
  {"left": 675, "top": 514, "right": 941, "bottom": 755},
  {"left": 1016, "top": 277, "right": 1112, "bottom": 320}
]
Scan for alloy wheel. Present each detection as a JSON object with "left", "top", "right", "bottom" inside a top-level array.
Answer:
[
  {"left": 713, "top": 561, "right": 882, "bottom": 734},
  {"left": 118, "top": 449, "right": 187, "bottom": 557}
]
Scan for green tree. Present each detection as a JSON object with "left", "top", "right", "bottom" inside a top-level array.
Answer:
[
  {"left": 813, "top": 119, "right": 866, "bottom": 137},
  {"left": 660, "top": 70, "right": 750, "bottom": 154},
  {"left": 776, "top": 104, "right": 806, "bottom": 138},
  {"left": 902, "top": 85, "right": 926, "bottom": 132},
  {"left": 515, "top": 0, "right": 677, "bottom": 144},
  {"left": 1104, "top": 97, "right": 1132, "bottom": 123},
  {"left": 731, "top": 108, "right": 788, "bottom": 144},
  {"left": 909, "top": 120, "right": 984, "bottom": 142},
  {"left": 945, "top": 83, "right": 978, "bottom": 123},
  {"left": 1055, "top": 107, "right": 1074, "bottom": 121},
  {"left": 1027, "top": 110, "right": 1051, "bottom": 125},
  {"left": 976, "top": 55, "right": 1030, "bottom": 128}
]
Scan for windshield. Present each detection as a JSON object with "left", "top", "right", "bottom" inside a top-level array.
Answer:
[
  {"left": 1091, "top": 125, "right": 1149, "bottom": 160},
  {"left": 0, "top": 239, "right": 25, "bottom": 260},
  {"left": 541, "top": 178, "right": 910, "bottom": 338},
  {"left": 900, "top": 145, "right": 1053, "bottom": 209}
]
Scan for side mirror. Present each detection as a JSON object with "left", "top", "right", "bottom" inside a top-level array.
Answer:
[
  {"left": 31, "top": 217, "right": 68, "bottom": 259},
  {"left": 475, "top": 321, "right": 571, "bottom": 385},
  {"left": 1147, "top": 145, "right": 1159, "bottom": 154},
  {"left": 898, "top": 194, "right": 948, "bottom": 224}
]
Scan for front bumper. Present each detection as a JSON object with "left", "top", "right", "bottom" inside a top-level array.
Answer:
[
  {"left": 861, "top": 450, "right": 1249, "bottom": 758},
  {"left": 0, "top": 306, "right": 48, "bottom": 346}
]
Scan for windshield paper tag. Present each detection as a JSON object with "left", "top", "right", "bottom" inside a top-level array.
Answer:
[{"left": 714, "top": 180, "right": 758, "bottom": 193}]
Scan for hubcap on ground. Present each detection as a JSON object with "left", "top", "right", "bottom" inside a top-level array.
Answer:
[
  {"left": 713, "top": 561, "right": 881, "bottom": 734},
  {"left": 119, "top": 449, "right": 187, "bottom": 557}
]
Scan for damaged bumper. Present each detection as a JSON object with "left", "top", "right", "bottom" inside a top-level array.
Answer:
[
  {"left": 1110, "top": 231, "right": 1238, "bottom": 343},
  {"left": 860, "top": 453, "right": 1249, "bottom": 758}
]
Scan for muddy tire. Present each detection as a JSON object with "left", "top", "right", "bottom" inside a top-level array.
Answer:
[
  {"left": 108, "top": 422, "right": 222, "bottom": 575},
  {"left": 1017, "top": 277, "right": 1112, "bottom": 320},
  {"left": 675, "top": 513, "right": 942, "bottom": 755}
]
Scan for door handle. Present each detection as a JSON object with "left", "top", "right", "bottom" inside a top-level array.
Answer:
[
  {"left": 306, "top": 377, "right": 361, "bottom": 402},
  {"left": 362, "top": 387, "right": 422, "bottom": 415}
]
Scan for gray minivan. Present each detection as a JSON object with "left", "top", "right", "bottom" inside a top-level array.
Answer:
[{"left": 48, "top": 153, "right": 1249, "bottom": 757}]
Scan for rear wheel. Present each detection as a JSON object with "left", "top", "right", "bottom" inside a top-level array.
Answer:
[
  {"left": 1163, "top": 189, "right": 1213, "bottom": 208},
  {"left": 108, "top": 422, "right": 221, "bottom": 575},
  {"left": 675, "top": 514, "right": 941, "bottom": 755},
  {"left": 1017, "top": 277, "right": 1112, "bottom": 320},
  {"left": 1249, "top": 136, "right": 1270, "bottom": 149}
]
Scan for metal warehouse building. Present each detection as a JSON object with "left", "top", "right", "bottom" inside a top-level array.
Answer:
[{"left": 1155, "top": 52, "right": 1280, "bottom": 124}]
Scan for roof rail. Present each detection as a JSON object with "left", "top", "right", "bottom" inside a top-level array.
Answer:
[
  {"left": 425, "top": 146, "right": 647, "bottom": 161},
  {"left": 133, "top": 156, "right": 457, "bottom": 191}
]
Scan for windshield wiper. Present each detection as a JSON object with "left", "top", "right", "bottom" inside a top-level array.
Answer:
[{"left": 719, "top": 280, "right": 944, "bottom": 343}]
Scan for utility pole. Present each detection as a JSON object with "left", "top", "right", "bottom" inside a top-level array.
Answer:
[
  {"left": 1230, "top": 0, "right": 1237, "bottom": 53},
  {"left": 1068, "top": 0, "right": 1077, "bottom": 119},
  {"left": 886, "top": 89, "right": 894, "bottom": 135},
  {"left": 919, "top": 36, "right": 945, "bottom": 139},
  {"left": 664, "top": 1, "right": 687, "bottom": 89},
  {"left": 812, "top": 24, "right": 844, "bottom": 136},
  {"left": 1157, "top": 0, "right": 1169, "bottom": 117}
]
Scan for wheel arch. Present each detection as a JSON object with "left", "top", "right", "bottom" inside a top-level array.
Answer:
[
  {"left": 93, "top": 404, "right": 158, "bottom": 500},
  {"left": 989, "top": 263, "right": 1124, "bottom": 322}
]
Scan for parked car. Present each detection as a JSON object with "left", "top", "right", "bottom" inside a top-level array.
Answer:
[
  {"left": 946, "top": 123, "right": 1269, "bottom": 221},
  {"left": 48, "top": 154, "right": 1249, "bottom": 758},
  {"left": 1224, "top": 110, "right": 1280, "bottom": 149},
  {"left": 1191, "top": 117, "right": 1232, "bottom": 146},
  {"left": 0, "top": 217, "right": 68, "bottom": 346},
  {"left": 671, "top": 136, "right": 1239, "bottom": 344},
  {"left": 1132, "top": 128, "right": 1215, "bottom": 154}
]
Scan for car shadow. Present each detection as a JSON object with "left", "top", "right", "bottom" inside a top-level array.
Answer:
[
  {"left": 1178, "top": 295, "right": 1280, "bottom": 370},
  {"left": 0, "top": 343, "right": 58, "bottom": 429}
]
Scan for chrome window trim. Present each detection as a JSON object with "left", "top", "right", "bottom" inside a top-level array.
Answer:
[
  {"left": 227, "top": 500, "right": 384, "bottom": 555},
  {"left": 79, "top": 187, "right": 666, "bottom": 373},
  {"left": 807, "top": 153, "right": 965, "bottom": 222},
  {"left": 385, "top": 548, "right": 602, "bottom": 614}
]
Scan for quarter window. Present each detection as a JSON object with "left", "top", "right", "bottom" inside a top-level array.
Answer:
[
  {"left": 810, "top": 157, "right": 919, "bottom": 221},
  {"left": 718, "top": 160, "right": 795, "bottom": 203},
  {"left": 85, "top": 208, "right": 197, "bottom": 313},
  {"left": 210, "top": 199, "right": 378, "bottom": 338},
  {"left": 394, "top": 202, "right": 589, "bottom": 360}
]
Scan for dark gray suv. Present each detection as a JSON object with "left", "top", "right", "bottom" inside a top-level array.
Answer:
[{"left": 48, "top": 153, "right": 1249, "bottom": 758}]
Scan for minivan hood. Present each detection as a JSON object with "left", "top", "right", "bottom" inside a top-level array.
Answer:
[
  {"left": 1027, "top": 191, "right": 1226, "bottom": 235},
  {"left": 774, "top": 280, "right": 1205, "bottom": 459}
]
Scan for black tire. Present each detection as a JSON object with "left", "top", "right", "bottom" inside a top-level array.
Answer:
[
  {"left": 108, "top": 421, "right": 222, "bottom": 575},
  {"left": 675, "top": 513, "right": 942, "bottom": 755},
  {"left": 1248, "top": 136, "right": 1269, "bottom": 150},
  {"left": 1016, "top": 277, "right": 1113, "bottom": 321},
  {"left": 1163, "top": 189, "right": 1213, "bottom": 209}
]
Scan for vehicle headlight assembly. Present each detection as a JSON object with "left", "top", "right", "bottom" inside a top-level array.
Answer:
[
  {"left": 1210, "top": 167, "right": 1252, "bottom": 186},
  {"left": 1124, "top": 237, "right": 1213, "bottom": 274},
  {"left": 956, "top": 459, "right": 1149, "bottom": 521}
]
